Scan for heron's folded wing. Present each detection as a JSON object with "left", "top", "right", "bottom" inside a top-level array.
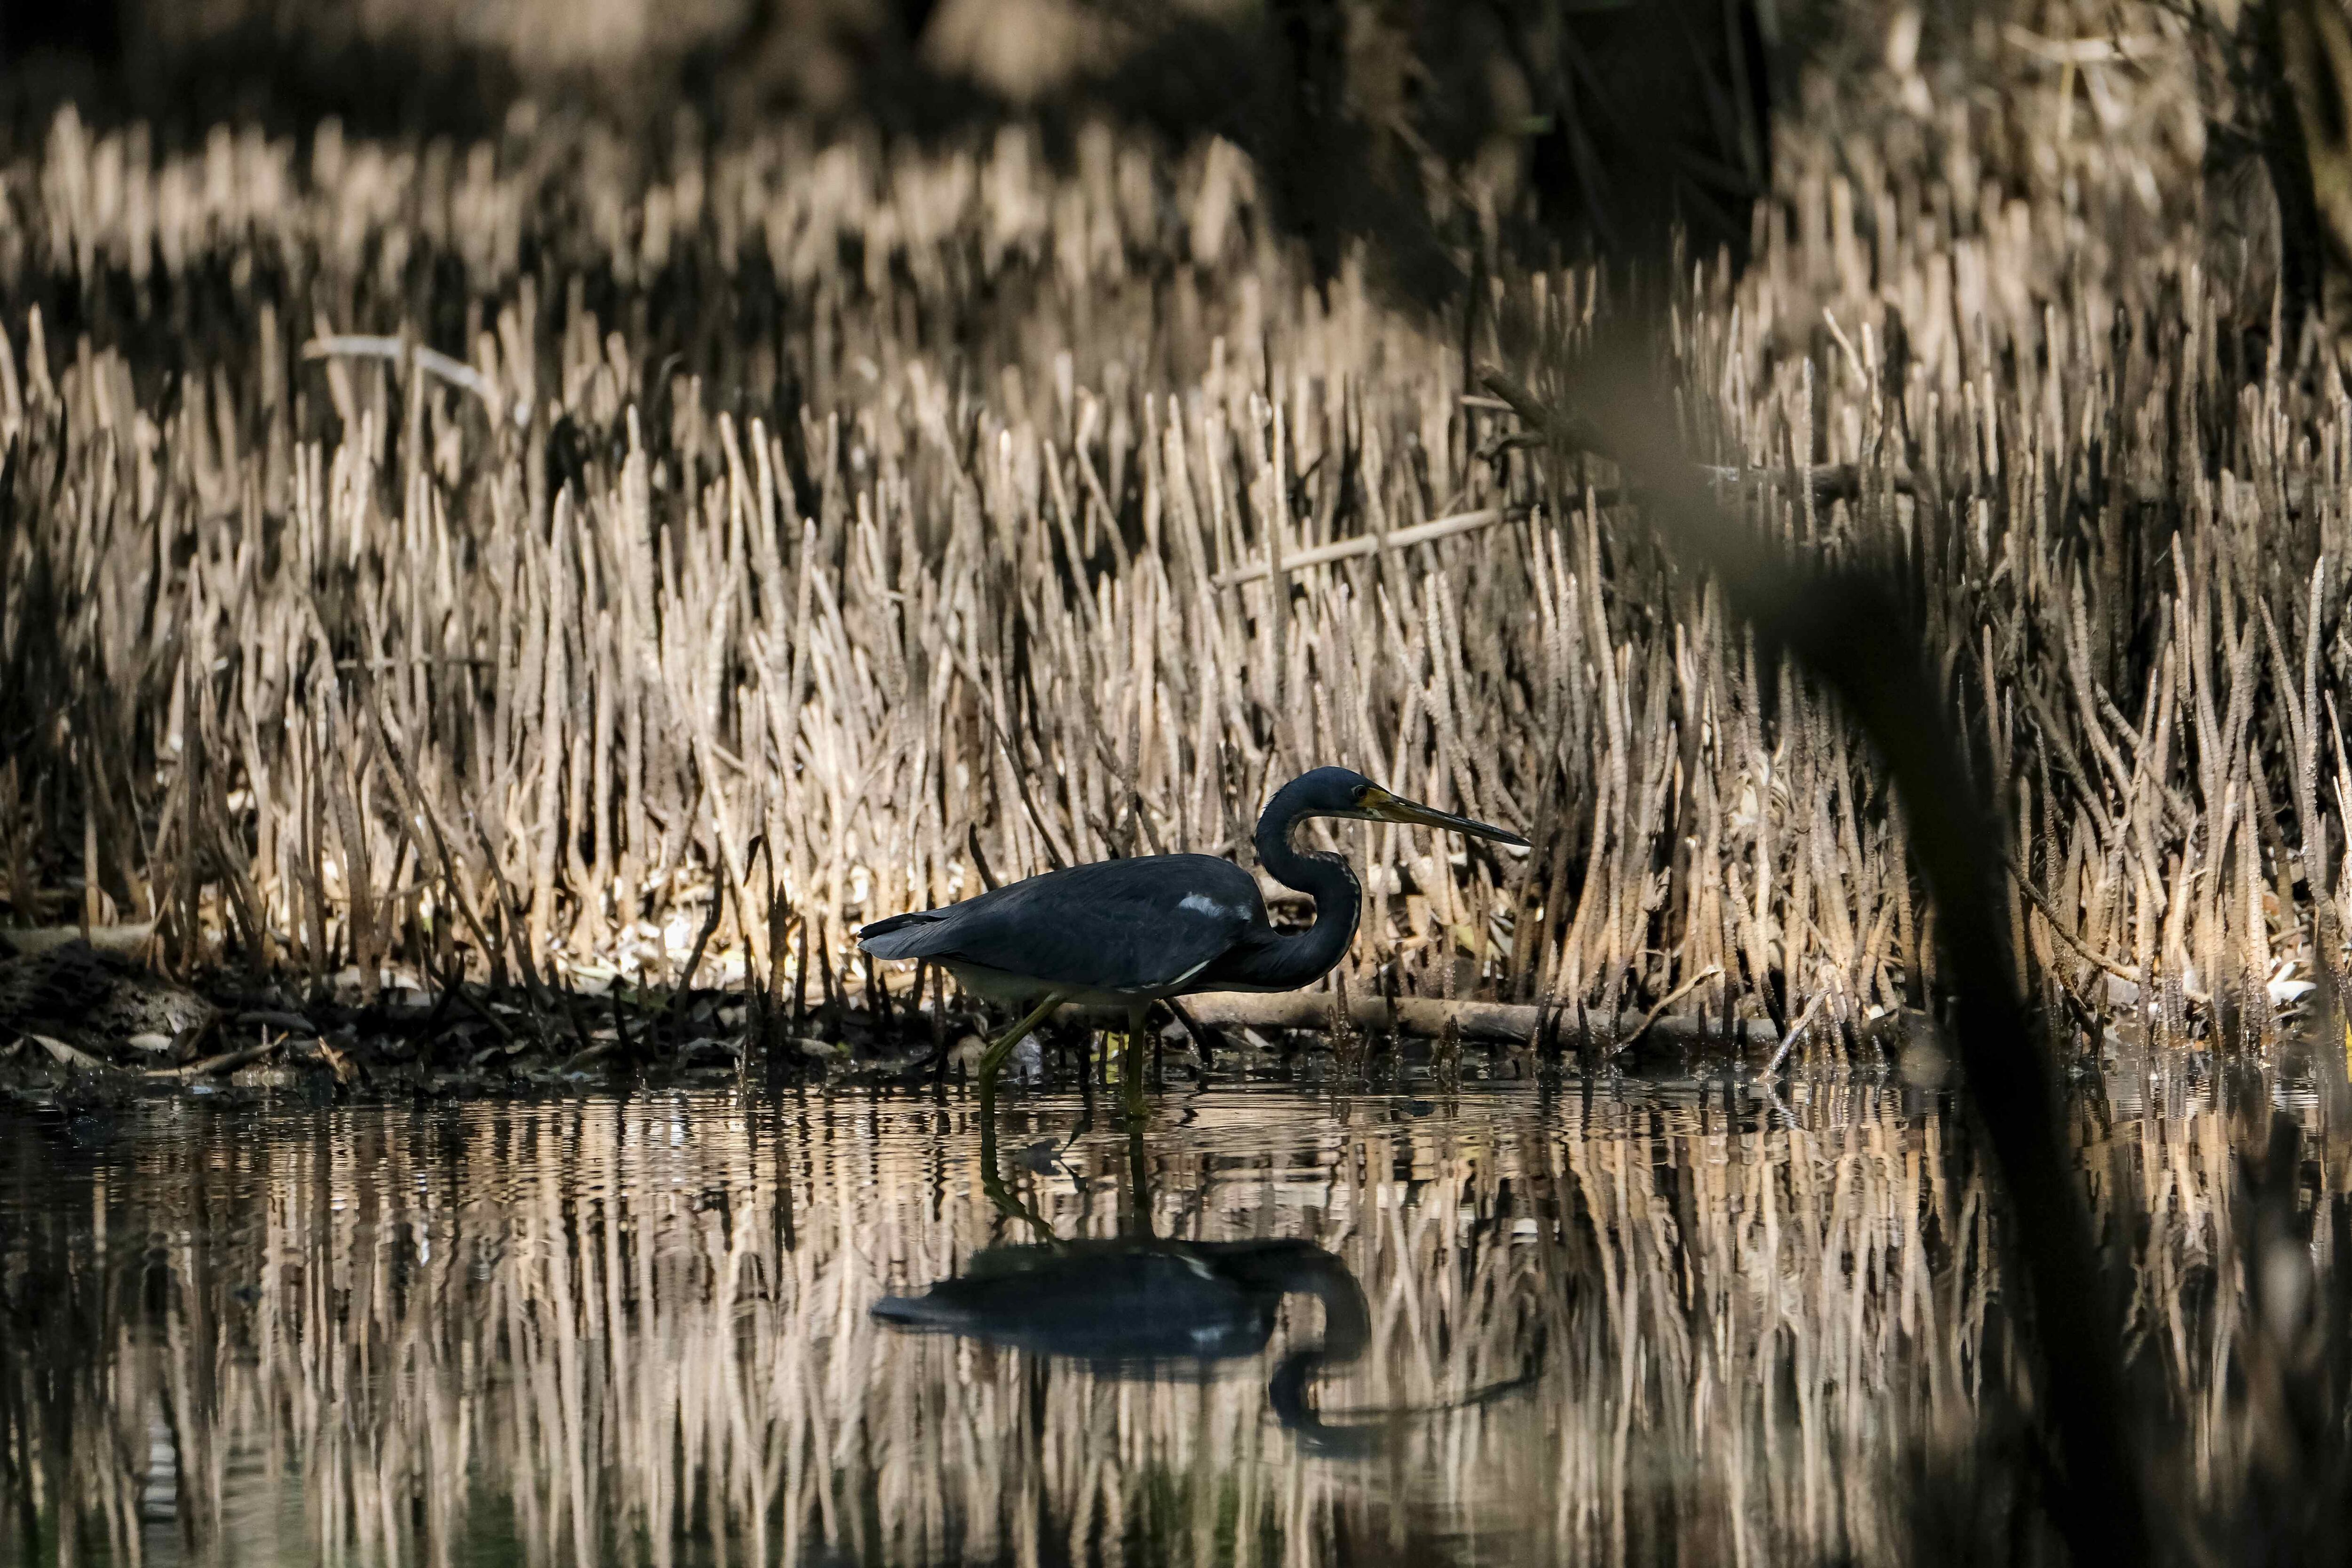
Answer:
[
  {"left": 857, "top": 909, "right": 952, "bottom": 958},
  {"left": 861, "top": 856, "right": 1259, "bottom": 993}
]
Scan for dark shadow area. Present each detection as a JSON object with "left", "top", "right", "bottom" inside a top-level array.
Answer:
[
  {"left": 2, "top": 8, "right": 522, "bottom": 149},
  {"left": 2, "top": 0, "right": 1773, "bottom": 282}
]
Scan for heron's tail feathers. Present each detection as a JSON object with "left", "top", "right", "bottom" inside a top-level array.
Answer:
[{"left": 857, "top": 910, "right": 952, "bottom": 959}]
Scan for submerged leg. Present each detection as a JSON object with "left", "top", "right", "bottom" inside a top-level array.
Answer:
[
  {"left": 977, "top": 1101, "right": 1057, "bottom": 1240},
  {"left": 976, "top": 992, "right": 1065, "bottom": 1111},
  {"left": 1121, "top": 1003, "right": 1150, "bottom": 1121},
  {"left": 973, "top": 992, "right": 1067, "bottom": 1240},
  {"left": 1121, "top": 1109, "right": 1152, "bottom": 1238}
]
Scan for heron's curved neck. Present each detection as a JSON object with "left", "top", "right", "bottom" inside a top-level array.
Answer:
[{"left": 1250, "top": 787, "right": 1362, "bottom": 990}]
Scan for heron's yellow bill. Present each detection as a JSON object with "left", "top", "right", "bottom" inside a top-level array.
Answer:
[{"left": 1359, "top": 787, "right": 1529, "bottom": 847}]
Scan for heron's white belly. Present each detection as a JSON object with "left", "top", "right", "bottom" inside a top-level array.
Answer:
[{"left": 940, "top": 960, "right": 1206, "bottom": 1010}]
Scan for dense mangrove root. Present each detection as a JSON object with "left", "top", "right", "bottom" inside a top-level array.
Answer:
[{"left": 0, "top": 5, "right": 2345, "bottom": 1060}]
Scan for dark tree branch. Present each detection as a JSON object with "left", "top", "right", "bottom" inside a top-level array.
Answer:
[{"left": 1483, "top": 346, "right": 2149, "bottom": 1568}]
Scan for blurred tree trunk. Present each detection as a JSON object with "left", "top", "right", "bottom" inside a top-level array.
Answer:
[{"left": 2269, "top": 0, "right": 2346, "bottom": 342}]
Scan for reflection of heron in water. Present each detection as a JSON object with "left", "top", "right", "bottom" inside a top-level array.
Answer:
[
  {"left": 872, "top": 1118, "right": 1536, "bottom": 1457},
  {"left": 874, "top": 1232, "right": 1380, "bottom": 1456}
]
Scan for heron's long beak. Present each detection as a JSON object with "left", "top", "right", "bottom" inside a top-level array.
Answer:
[{"left": 1360, "top": 789, "right": 1529, "bottom": 847}]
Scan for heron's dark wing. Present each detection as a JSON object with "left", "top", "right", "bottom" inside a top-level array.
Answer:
[
  {"left": 871, "top": 1243, "right": 1273, "bottom": 1363},
  {"left": 857, "top": 854, "right": 1263, "bottom": 994}
]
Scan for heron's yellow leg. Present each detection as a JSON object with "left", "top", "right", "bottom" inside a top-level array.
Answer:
[
  {"left": 975, "top": 992, "right": 1066, "bottom": 1112},
  {"left": 977, "top": 1105, "right": 1056, "bottom": 1240},
  {"left": 1121, "top": 1110, "right": 1152, "bottom": 1237},
  {"left": 1121, "top": 1004, "right": 1149, "bottom": 1122},
  {"left": 972, "top": 992, "right": 1065, "bottom": 1240}
]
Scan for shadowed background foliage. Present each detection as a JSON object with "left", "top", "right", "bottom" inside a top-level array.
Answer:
[{"left": 0, "top": 0, "right": 1777, "bottom": 272}]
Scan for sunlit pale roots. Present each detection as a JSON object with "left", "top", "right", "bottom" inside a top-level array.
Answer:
[{"left": 0, "top": 8, "right": 2342, "bottom": 1059}]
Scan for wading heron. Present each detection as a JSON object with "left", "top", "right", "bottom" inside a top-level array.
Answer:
[{"left": 856, "top": 766, "right": 1527, "bottom": 1113}]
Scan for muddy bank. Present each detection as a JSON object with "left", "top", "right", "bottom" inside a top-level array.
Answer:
[{"left": 0, "top": 934, "right": 1986, "bottom": 1113}]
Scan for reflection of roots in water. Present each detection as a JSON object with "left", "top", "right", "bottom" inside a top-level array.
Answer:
[{"left": 0, "top": 1075, "right": 2334, "bottom": 1566}]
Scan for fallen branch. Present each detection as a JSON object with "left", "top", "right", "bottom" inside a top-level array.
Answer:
[
  {"left": 0, "top": 922, "right": 157, "bottom": 957},
  {"left": 1209, "top": 450, "right": 1919, "bottom": 590},
  {"left": 145, "top": 1038, "right": 280, "bottom": 1081},
  {"left": 1615, "top": 965, "right": 1724, "bottom": 1055},
  {"left": 1765, "top": 991, "right": 1829, "bottom": 1076},
  {"left": 2002, "top": 856, "right": 2145, "bottom": 985},
  {"left": 1077, "top": 989, "right": 1791, "bottom": 1048},
  {"left": 303, "top": 334, "right": 496, "bottom": 404},
  {"left": 1214, "top": 507, "right": 1513, "bottom": 586}
]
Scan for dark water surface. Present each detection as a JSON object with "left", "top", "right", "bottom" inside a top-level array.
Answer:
[{"left": 0, "top": 1069, "right": 2296, "bottom": 1566}]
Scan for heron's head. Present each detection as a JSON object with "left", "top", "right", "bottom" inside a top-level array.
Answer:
[{"left": 1281, "top": 767, "right": 1529, "bottom": 847}]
